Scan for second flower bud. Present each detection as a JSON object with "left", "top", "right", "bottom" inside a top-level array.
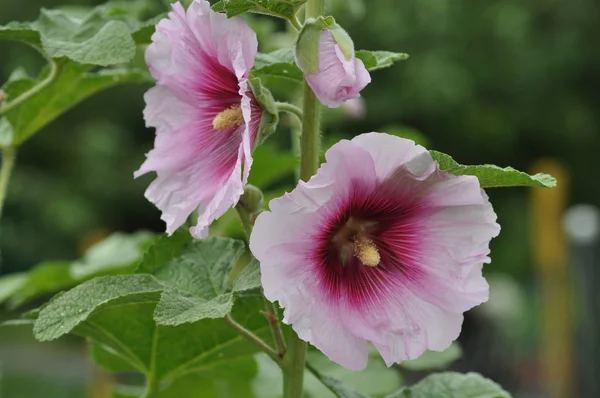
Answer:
[{"left": 295, "top": 16, "right": 371, "bottom": 108}]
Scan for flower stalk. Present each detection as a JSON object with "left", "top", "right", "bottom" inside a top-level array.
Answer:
[
  {"left": 283, "top": 1, "right": 324, "bottom": 397},
  {"left": 276, "top": 102, "right": 303, "bottom": 123},
  {"left": 263, "top": 298, "right": 287, "bottom": 357},
  {"left": 225, "top": 314, "right": 282, "bottom": 365}
]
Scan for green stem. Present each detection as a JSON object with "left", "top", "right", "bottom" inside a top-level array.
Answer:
[
  {"left": 283, "top": 331, "right": 309, "bottom": 398},
  {"left": 225, "top": 314, "right": 282, "bottom": 365},
  {"left": 0, "top": 60, "right": 60, "bottom": 118},
  {"left": 283, "top": 2, "right": 324, "bottom": 397},
  {"left": 305, "top": 0, "right": 325, "bottom": 21},
  {"left": 0, "top": 147, "right": 16, "bottom": 219},
  {"left": 289, "top": 16, "right": 302, "bottom": 31},
  {"left": 276, "top": 102, "right": 303, "bottom": 123},
  {"left": 299, "top": 72, "right": 321, "bottom": 183},
  {"left": 264, "top": 298, "right": 287, "bottom": 357},
  {"left": 141, "top": 374, "right": 159, "bottom": 398}
]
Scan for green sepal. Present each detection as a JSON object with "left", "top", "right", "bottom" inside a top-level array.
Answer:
[
  {"left": 239, "top": 184, "right": 265, "bottom": 217},
  {"left": 248, "top": 75, "right": 278, "bottom": 146},
  {"left": 295, "top": 21, "right": 323, "bottom": 74},
  {"left": 296, "top": 16, "right": 356, "bottom": 74}
]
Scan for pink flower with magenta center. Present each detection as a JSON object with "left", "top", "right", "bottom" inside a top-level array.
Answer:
[
  {"left": 250, "top": 133, "right": 500, "bottom": 370},
  {"left": 135, "top": 0, "right": 262, "bottom": 238}
]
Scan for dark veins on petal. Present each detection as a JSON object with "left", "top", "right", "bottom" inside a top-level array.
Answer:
[{"left": 312, "top": 172, "right": 436, "bottom": 309}]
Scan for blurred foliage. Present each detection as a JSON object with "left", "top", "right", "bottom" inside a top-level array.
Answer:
[
  {"left": 1, "top": 0, "right": 592, "bottom": 396},
  {"left": 2, "top": 0, "right": 597, "bottom": 283}
]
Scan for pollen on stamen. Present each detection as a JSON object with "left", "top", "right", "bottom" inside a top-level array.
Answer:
[
  {"left": 353, "top": 236, "right": 380, "bottom": 267},
  {"left": 212, "top": 104, "right": 244, "bottom": 131}
]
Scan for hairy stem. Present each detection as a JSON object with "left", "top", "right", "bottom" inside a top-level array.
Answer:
[
  {"left": 298, "top": 72, "right": 321, "bottom": 183},
  {"left": 225, "top": 314, "right": 281, "bottom": 364},
  {"left": 283, "top": 1, "right": 324, "bottom": 397},
  {"left": 0, "top": 147, "right": 16, "bottom": 219},
  {"left": 276, "top": 102, "right": 303, "bottom": 123}
]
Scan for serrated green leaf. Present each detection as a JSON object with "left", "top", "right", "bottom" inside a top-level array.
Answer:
[
  {"left": 135, "top": 229, "right": 193, "bottom": 274},
  {"left": 430, "top": 151, "right": 557, "bottom": 188},
  {"left": 233, "top": 259, "right": 262, "bottom": 293},
  {"left": 0, "top": 7, "right": 136, "bottom": 65},
  {"left": 399, "top": 343, "right": 462, "bottom": 371},
  {"left": 35, "top": 9, "right": 135, "bottom": 66},
  {"left": 152, "top": 237, "right": 246, "bottom": 297},
  {"left": 254, "top": 48, "right": 304, "bottom": 82},
  {"left": 213, "top": 0, "right": 307, "bottom": 19},
  {"left": 355, "top": 50, "right": 409, "bottom": 71},
  {"left": 33, "top": 274, "right": 164, "bottom": 341},
  {"left": 154, "top": 290, "right": 235, "bottom": 326},
  {"left": 33, "top": 274, "right": 271, "bottom": 382},
  {"left": 150, "top": 237, "right": 246, "bottom": 325},
  {"left": 1, "top": 61, "right": 151, "bottom": 146},
  {"left": 386, "top": 372, "right": 512, "bottom": 398},
  {"left": 0, "top": 21, "right": 42, "bottom": 47}
]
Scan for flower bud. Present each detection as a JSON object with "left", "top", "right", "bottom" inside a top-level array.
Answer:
[
  {"left": 295, "top": 17, "right": 371, "bottom": 108},
  {"left": 239, "top": 184, "right": 264, "bottom": 217}
]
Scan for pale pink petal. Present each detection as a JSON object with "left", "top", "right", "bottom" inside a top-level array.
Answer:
[
  {"left": 305, "top": 30, "right": 371, "bottom": 108},
  {"left": 351, "top": 132, "right": 434, "bottom": 180}
]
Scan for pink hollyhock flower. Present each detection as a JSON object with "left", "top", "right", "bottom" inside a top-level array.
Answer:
[
  {"left": 250, "top": 133, "right": 500, "bottom": 370},
  {"left": 135, "top": 0, "right": 262, "bottom": 238},
  {"left": 305, "top": 29, "right": 371, "bottom": 108}
]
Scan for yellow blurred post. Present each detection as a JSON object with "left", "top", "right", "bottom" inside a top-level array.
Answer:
[
  {"left": 530, "top": 159, "right": 572, "bottom": 398},
  {"left": 88, "top": 369, "right": 114, "bottom": 398}
]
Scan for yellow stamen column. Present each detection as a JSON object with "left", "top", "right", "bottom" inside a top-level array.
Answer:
[
  {"left": 354, "top": 236, "right": 380, "bottom": 267},
  {"left": 212, "top": 105, "right": 244, "bottom": 131}
]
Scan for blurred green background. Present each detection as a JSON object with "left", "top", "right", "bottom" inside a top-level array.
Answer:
[{"left": 1, "top": 0, "right": 599, "bottom": 397}]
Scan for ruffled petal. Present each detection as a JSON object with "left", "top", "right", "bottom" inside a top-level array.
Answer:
[
  {"left": 351, "top": 132, "right": 434, "bottom": 180},
  {"left": 137, "top": 0, "right": 261, "bottom": 236}
]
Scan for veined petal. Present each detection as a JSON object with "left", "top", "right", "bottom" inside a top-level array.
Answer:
[
  {"left": 250, "top": 132, "right": 499, "bottom": 370},
  {"left": 136, "top": 0, "right": 262, "bottom": 236}
]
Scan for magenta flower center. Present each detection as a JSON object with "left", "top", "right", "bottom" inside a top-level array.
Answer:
[
  {"left": 313, "top": 177, "right": 428, "bottom": 307},
  {"left": 331, "top": 217, "right": 380, "bottom": 267}
]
